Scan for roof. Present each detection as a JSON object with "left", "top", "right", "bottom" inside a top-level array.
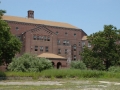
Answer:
[
  {"left": 82, "top": 36, "right": 87, "bottom": 40},
  {"left": 37, "top": 53, "right": 66, "bottom": 59},
  {"left": 2, "top": 15, "right": 79, "bottom": 29}
]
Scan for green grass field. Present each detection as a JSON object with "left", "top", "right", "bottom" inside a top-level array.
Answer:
[{"left": 0, "top": 69, "right": 120, "bottom": 90}]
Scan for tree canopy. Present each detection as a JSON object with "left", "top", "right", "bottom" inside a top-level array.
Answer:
[
  {"left": 0, "top": 10, "right": 21, "bottom": 65},
  {"left": 81, "top": 25, "right": 120, "bottom": 70}
]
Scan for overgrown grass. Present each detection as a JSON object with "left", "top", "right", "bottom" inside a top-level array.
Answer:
[{"left": 1, "top": 69, "right": 120, "bottom": 80}]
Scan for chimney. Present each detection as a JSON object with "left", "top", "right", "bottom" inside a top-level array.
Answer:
[{"left": 28, "top": 10, "right": 34, "bottom": 19}]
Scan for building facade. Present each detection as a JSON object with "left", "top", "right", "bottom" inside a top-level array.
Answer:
[{"left": 2, "top": 10, "right": 87, "bottom": 67}]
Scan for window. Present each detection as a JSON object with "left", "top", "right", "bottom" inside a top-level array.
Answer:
[
  {"left": 58, "top": 49, "right": 61, "bottom": 54},
  {"left": 35, "top": 46, "right": 38, "bottom": 51},
  {"left": 73, "top": 44, "right": 76, "bottom": 51},
  {"left": 37, "top": 35, "right": 39, "bottom": 40},
  {"left": 16, "top": 27, "right": 19, "bottom": 30},
  {"left": 47, "top": 37, "right": 50, "bottom": 41},
  {"left": 65, "top": 49, "right": 67, "bottom": 54},
  {"left": 56, "top": 31, "right": 59, "bottom": 35},
  {"left": 82, "top": 42, "right": 85, "bottom": 47},
  {"left": 88, "top": 43, "right": 91, "bottom": 47},
  {"left": 79, "top": 42, "right": 81, "bottom": 46},
  {"left": 74, "top": 33, "right": 76, "bottom": 36},
  {"left": 57, "top": 40, "right": 60, "bottom": 45},
  {"left": 65, "top": 32, "right": 68, "bottom": 35},
  {"left": 17, "top": 35, "right": 22, "bottom": 41},
  {"left": 66, "top": 40, "right": 69, "bottom": 45},
  {"left": 73, "top": 55, "right": 76, "bottom": 60},
  {"left": 33, "top": 35, "right": 37, "bottom": 40},
  {"left": 39, "top": 36, "right": 41, "bottom": 40},
  {"left": 40, "top": 46, "right": 43, "bottom": 51},
  {"left": 44, "top": 36, "right": 46, "bottom": 41},
  {"left": 45, "top": 46, "right": 49, "bottom": 52},
  {"left": 63, "top": 40, "right": 66, "bottom": 45}
]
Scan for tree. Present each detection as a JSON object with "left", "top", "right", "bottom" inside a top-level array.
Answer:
[
  {"left": 70, "top": 61, "right": 87, "bottom": 70},
  {"left": 8, "top": 53, "right": 53, "bottom": 72},
  {"left": 81, "top": 25, "right": 120, "bottom": 70},
  {"left": 0, "top": 10, "right": 21, "bottom": 65}
]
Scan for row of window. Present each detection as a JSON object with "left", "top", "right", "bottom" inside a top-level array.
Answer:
[
  {"left": 33, "top": 35, "right": 50, "bottom": 41},
  {"left": 57, "top": 40, "right": 70, "bottom": 45},
  {"left": 35, "top": 46, "right": 49, "bottom": 52},
  {"left": 82, "top": 42, "right": 91, "bottom": 47},
  {"left": 56, "top": 31, "right": 76, "bottom": 36},
  {"left": 58, "top": 49, "right": 68, "bottom": 54}
]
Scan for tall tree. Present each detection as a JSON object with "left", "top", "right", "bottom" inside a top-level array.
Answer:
[
  {"left": 0, "top": 10, "right": 21, "bottom": 65},
  {"left": 81, "top": 25, "right": 120, "bottom": 70}
]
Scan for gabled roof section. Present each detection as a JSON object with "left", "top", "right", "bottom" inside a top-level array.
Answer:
[
  {"left": 82, "top": 36, "right": 87, "bottom": 40},
  {"left": 2, "top": 15, "right": 79, "bottom": 29},
  {"left": 37, "top": 53, "right": 66, "bottom": 59}
]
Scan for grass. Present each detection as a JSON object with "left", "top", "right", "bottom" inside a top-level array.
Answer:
[{"left": 1, "top": 69, "right": 120, "bottom": 80}]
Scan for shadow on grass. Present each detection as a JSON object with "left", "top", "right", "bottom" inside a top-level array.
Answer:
[{"left": 0, "top": 71, "right": 6, "bottom": 80}]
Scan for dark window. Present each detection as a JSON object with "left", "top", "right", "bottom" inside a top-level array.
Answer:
[
  {"left": 65, "top": 49, "right": 67, "bottom": 54},
  {"left": 65, "top": 32, "right": 68, "bottom": 35},
  {"left": 74, "top": 33, "right": 76, "bottom": 36},
  {"left": 79, "top": 42, "right": 81, "bottom": 46},
  {"left": 63, "top": 40, "right": 66, "bottom": 45},
  {"left": 73, "top": 55, "right": 76, "bottom": 60},
  {"left": 56, "top": 31, "right": 59, "bottom": 35},
  {"left": 33, "top": 35, "right": 37, "bottom": 40},
  {"left": 40, "top": 46, "right": 43, "bottom": 51},
  {"left": 16, "top": 27, "right": 19, "bottom": 30},
  {"left": 47, "top": 37, "right": 50, "bottom": 41},
  {"left": 58, "top": 49, "right": 61, "bottom": 54},
  {"left": 35, "top": 46, "right": 38, "bottom": 51},
  {"left": 45, "top": 46, "right": 49, "bottom": 52},
  {"left": 37, "top": 36, "right": 39, "bottom": 40},
  {"left": 73, "top": 44, "right": 76, "bottom": 51}
]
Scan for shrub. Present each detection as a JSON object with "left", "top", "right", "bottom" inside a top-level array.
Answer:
[
  {"left": 108, "top": 66, "right": 120, "bottom": 73},
  {"left": 8, "top": 53, "right": 53, "bottom": 72},
  {"left": 70, "top": 60, "right": 87, "bottom": 70}
]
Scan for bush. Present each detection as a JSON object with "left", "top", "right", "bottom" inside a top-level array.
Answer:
[
  {"left": 70, "top": 60, "right": 87, "bottom": 70},
  {"left": 108, "top": 66, "right": 120, "bottom": 73},
  {"left": 8, "top": 53, "right": 53, "bottom": 72}
]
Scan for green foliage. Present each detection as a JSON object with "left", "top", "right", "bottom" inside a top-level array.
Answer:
[
  {"left": 0, "top": 9, "right": 21, "bottom": 65},
  {"left": 4, "top": 69, "right": 120, "bottom": 79},
  {"left": 70, "top": 61, "right": 87, "bottom": 70},
  {"left": 8, "top": 53, "right": 53, "bottom": 72},
  {"left": 81, "top": 25, "right": 120, "bottom": 70},
  {"left": 108, "top": 66, "right": 120, "bottom": 73}
]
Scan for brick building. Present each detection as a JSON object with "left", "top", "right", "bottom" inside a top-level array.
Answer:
[{"left": 2, "top": 10, "right": 87, "bottom": 68}]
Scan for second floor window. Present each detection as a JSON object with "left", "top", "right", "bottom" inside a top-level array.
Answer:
[
  {"left": 35, "top": 46, "right": 38, "bottom": 51},
  {"left": 82, "top": 42, "right": 85, "bottom": 47},
  {"left": 57, "top": 40, "right": 60, "bottom": 45},
  {"left": 73, "top": 55, "right": 76, "bottom": 60},
  {"left": 65, "top": 49, "right": 67, "bottom": 54},
  {"left": 40, "top": 46, "right": 43, "bottom": 51},
  {"left": 47, "top": 37, "right": 50, "bottom": 41},
  {"left": 33, "top": 35, "right": 37, "bottom": 40},
  {"left": 88, "top": 43, "right": 91, "bottom": 47},
  {"left": 73, "top": 44, "right": 76, "bottom": 51},
  {"left": 45, "top": 46, "right": 49, "bottom": 52},
  {"left": 58, "top": 49, "right": 61, "bottom": 54}
]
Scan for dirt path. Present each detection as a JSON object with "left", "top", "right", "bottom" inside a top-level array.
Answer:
[{"left": 0, "top": 81, "right": 63, "bottom": 86}]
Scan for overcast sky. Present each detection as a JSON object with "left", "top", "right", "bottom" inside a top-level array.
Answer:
[{"left": 0, "top": 0, "right": 120, "bottom": 35}]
